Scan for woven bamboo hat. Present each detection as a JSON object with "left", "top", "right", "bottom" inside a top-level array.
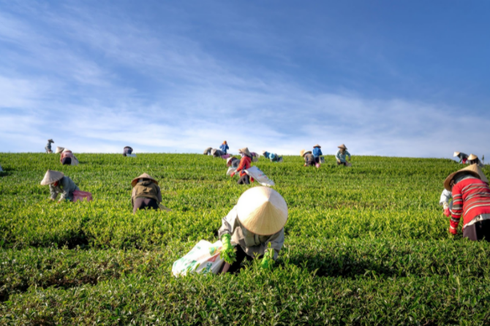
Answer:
[
  {"left": 468, "top": 154, "right": 478, "bottom": 161},
  {"left": 62, "top": 148, "right": 72, "bottom": 153},
  {"left": 453, "top": 152, "right": 460, "bottom": 157},
  {"left": 313, "top": 144, "right": 321, "bottom": 148},
  {"left": 338, "top": 144, "right": 347, "bottom": 149},
  {"left": 443, "top": 164, "right": 483, "bottom": 191},
  {"left": 300, "top": 149, "right": 305, "bottom": 157},
  {"left": 226, "top": 157, "right": 235, "bottom": 166},
  {"left": 237, "top": 187, "right": 288, "bottom": 236},
  {"left": 40, "top": 170, "right": 64, "bottom": 185},
  {"left": 238, "top": 147, "right": 251, "bottom": 157},
  {"left": 131, "top": 173, "right": 158, "bottom": 187}
]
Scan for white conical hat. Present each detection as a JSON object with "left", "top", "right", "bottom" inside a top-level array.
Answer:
[
  {"left": 468, "top": 154, "right": 478, "bottom": 161},
  {"left": 236, "top": 187, "right": 288, "bottom": 236},
  {"left": 453, "top": 151, "right": 460, "bottom": 157},
  {"left": 443, "top": 164, "right": 487, "bottom": 191},
  {"left": 40, "top": 170, "right": 64, "bottom": 185}
]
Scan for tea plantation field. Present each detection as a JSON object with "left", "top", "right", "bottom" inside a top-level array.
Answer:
[{"left": 1, "top": 153, "right": 490, "bottom": 325}]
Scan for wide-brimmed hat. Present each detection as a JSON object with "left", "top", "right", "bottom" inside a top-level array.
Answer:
[
  {"left": 62, "top": 148, "right": 72, "bottom": 153},
  {"left": 313, "top": 144, "right": 321, "bottom": 148},
  {"left": 238, "top": 147, "right": 251, "bottom": 157},
  {"left": 226, "top": 157, "right": 235, "bottom": 166},
  {"left": 468, "top": 154, "right": 478, "bottom": 161},
  {"left": 453, "top": 152, "right": 460, "bottom": 157},
  {"left": 55, "top": 146, "right": 65, "bottom": 154},
  {"left": 48, "top": 139, "right": 54, "bottom": 143},
  {"left": 236, "top": 187, "right": 288, "bottom": 236},
  {"left": 131, "top": 173, "right": 158, "bottom": 187},
  {"left": 40, "top": 170, "right": 64, "bottom": 185},
  {"left": 338, "top": 144, "right": 347, "bottom": 149},
  {"left": 443, "top": 164, "right": 483, "bottom": 191}
]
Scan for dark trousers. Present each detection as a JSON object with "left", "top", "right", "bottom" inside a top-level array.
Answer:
[
  {"left": 314, "top": 157, "right": 320, "bottom": 164},
  {"left": 463, "top": 220, "right": 490, "bottom": 241},
  {"left": 237, "top": 174, "right": 250, "bottom": 184},
  {"left": 133, "top": 197, "right": 159, "bottom": 213},
  {"left": 220, "top": 246, "right": 260, "bottom": 274},
  {"left": 61, "top": 157, "right": 72, "bottom": 165},
  {"left": 337, "top": 161, "right": 347, "bottom": 166}
]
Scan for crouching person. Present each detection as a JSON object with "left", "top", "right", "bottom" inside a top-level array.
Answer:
[
  {"left": 41, "top": 170, "right": 80, "bottom": 202},
  {"left": 123, "top": 146, "right": 134, "bottom": 156},
  {"left": 131, "top": 173, "right": 170, "bottom": 213},
  {"left": 219, "top": 187, "right": 288, "bottom": 273}
]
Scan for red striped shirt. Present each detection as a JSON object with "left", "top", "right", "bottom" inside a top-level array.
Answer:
[{"left": 450, "top": 178, "right": 490, "bottom": 229}]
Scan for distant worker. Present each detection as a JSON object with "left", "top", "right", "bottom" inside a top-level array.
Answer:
[
  {"left": 453, "top": 152, "right": 468, "bottom": 164},
  {"left": 123, "top": 146, "right": 134, "bottom": 157},
  {"left": 60, "top": 149, "right": 79, "bottom": 165},
  {"left": 313, "top": 144, "right": 323, "bottom": 164},
  {"left": 220, "top": 141, "right": 229, "bottom": 155},
  {"left": 40, "top": 170, "right": 80, "bottom": 202},
  {"left": 231, "top": 147, "right": 253, "bottom": 184},
  {"left": 336, "top": 144, "right": 351, "bottom": 166},
  {"left": 227, "top": 156, "right": 240, "bottom": 169},
  {"left": 219, "top": 187, "right": 288, "bottom": 273},
  {"left": 468, "top": 154, "right": 483, "bottom": 167},
  {"left": 300, "top": 149, "right": 316, "bottom": 167},
  {"left": 131, "top": 173, "right": 169, "bottom": 213},
  {"left": 203, "top": 147, "right": 213, "bottom": 155},
  {"left": 45, "top": 139, "right": 54, "bottom": 153},
  {"left": 262, "top": 151, "right": 283, "bottom": 163},
  {"left": 444, "top": 164, "right": 490, "bottom": 240}
]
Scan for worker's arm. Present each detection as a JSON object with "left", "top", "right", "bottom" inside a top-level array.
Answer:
[{"left": 449, "top": 184, "right": 463, "bottom": 234}]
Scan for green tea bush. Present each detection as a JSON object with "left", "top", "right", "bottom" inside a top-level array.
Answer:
[{"left": 1, "top": 153, "right": 490, "bottom": 325}]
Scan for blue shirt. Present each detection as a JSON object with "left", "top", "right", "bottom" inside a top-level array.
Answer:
[
  {"left": 313, "top": 148, "right": 323, "bottom": 157},
  {"left": 336, "top": 150, "right": 351, "bottom": 163},
  {"left": 219, "top": 143, "right": 229, "bottom": 154}
]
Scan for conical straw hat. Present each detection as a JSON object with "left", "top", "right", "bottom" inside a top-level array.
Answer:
[
  {"left": 338, "top": 144, "right": 347, "bottom": 149},
  {"left": 453, "top": 151, "right": 460, "bottom": 157},
  {"left": 443, "top": 164, "right": 483, "bottom": 191},
  {"left": 236, "top": 187, "right": 288, "bottom": 236},
  {"left": 468, "top": 154, "right": 478, "bottom": 161},
  {"left": 238, "top": 147, "right": 251, "bottom": 157},
  {"left": 131, "top": 173, "right": 158, "bottom": 187},
  {"left": 40, "top": 170, "right": 64, "bottom": 185},
  {"left": 300, "top": 149, "right": 305, "bottom": 157},
  {"left": 62, "top": 148, "right": 72, "bottom": 153},
  {"left": 313, "top": 144, "right": 321, "bottom": 148}
]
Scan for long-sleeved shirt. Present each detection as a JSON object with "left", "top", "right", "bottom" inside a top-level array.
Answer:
[
  {"left": 219, "top": 143, "right": 229, "bottom": 154},
  {"left": 46, "top": 141, "right": 53, "bottom": 151},
  {"left": 439, "top": 189, "right": 452, "bottom": 209},
  {"left": 228, "top": 157, "right": 240, "bottom": 168},
  {"left": 450, "top": 178, "right": 490, "bottom": 231},
  {"left": 123, "top": 146, "right": 133, "bottom": 156},
  {"left": 218, "top": 205, "right": 284, "bottom": 260},
  {"left": 60, "top": 151, "right": 78, "bottom": 165},
  {"left": 336, "top": 150, "right": 351, "bottom": 163},
  {"left": 304, "top": 153, "right": 315, "bottom": 166},
  {"left": 131, "top": 180, "right": 162, "bottom": 205},
  {"left": 312, "top": 148, "right": 323, "bottom": 157},
  {"left": 264, "top": 152, "right": 280, "bottom": 162},
  {"left": 49, "top": 176, "right": 80, "bottom": 201},
  {"left": 236, "top": 156, "right": 252, "bottom": 177}
]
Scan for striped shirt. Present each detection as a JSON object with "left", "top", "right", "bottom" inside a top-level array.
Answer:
[{"left": 450, "top": 178, "right": 490, "bottom": 230}]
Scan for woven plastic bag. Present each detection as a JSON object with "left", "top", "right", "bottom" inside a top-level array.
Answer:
[
  {"left": 72, "top": 190, "right": 93, "bottom": 202},
  {"left": 244, "top": 166, "right": 275, "bottom": 187},
  {"left": 172, "top": 240, "right": 224, "bottom": 276}
]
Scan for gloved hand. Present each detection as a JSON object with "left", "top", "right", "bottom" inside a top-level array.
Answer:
[
  {"left": 449, "top": 226, "right": 457, "bottom": 235},
  {"left": 220, "top": 234, "right": 236, "bottom": 264},
  {"left": 230, "top": 172, "right": 235, "bottom": 177},
  {"left": 260, "top": 249, "right": 275, "bottom": 269},
  {"left": 443, "top": 208, "right": 450, "bottom": 217}
]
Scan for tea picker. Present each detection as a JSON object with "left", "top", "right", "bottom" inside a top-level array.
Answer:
[
  {"left": 336, "top": 144, "right": 351, "bottom": 166},
  {"left": 123, "top": 146, "right": 136, "bottom": 157},
  {"left": 40, "top": 170, "right": 92, "bottom": 202},
  {"left": 60, "top": 149, "right": 79, "bottom": 165},
  {"left": 262, "top": 150, "right": 283, "bottom": 163},
  {"left": 226, "top": 156, "right": 240, "bottom": 176},
  {"left": 300, "top": 149, "right": 316, "bottom": 167},
  {"left": 312, "top": 144, "right": 323, "bottom": 167},
  {"left": 131, "top": 173, "right": 170, "bottom": 213},
  {"left": 231, "top": 147, "right": 254, "bottom": 184},
  {"left": 443, "top": 164, "right": 490, "bottom": 240},
  {"left": 45, "top": 139, "right": 54, "bottom": 153},
  {"left": 468, "top": 154, "right": 483, "bottom": 167},
  {"left": 219, "top": 141, "right": 229, "bottom": 155},
  {"left": 453, "top": 151, "right": 469, "bottom": 164},
  {"left": 219, "top": 187, "right": 288, "bottom": 273}
]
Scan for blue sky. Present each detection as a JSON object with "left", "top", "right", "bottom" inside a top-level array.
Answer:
[{"left": 1, "top": 0, "right": 489, "bottom": 158}]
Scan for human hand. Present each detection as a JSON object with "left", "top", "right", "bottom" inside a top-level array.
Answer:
[
  {"left": 443, "top": 208, "right": 450, "bottom": 217},
  {"left": 260, "top": 249, "right": 274, "bottom": 269},
  {"left": 449, "top": 227, "right": 457, "bottom": 235},
  {"left": 230, "top": 172, "right": 235, "bottom": 177},
  {"left": 220, "top": 234, "right": 236, "bottom": 264}
]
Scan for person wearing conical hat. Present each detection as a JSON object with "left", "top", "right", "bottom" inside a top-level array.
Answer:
[
  {"left": 45, "top": 139, "right": 54, "bottom": 153},
  {"left": 300, "top": 149, "right": 316, "bottom": 167},
  {"left": 262, "top": 150, "right": 283, "bottom": 163},
  {"left": 41, "top": 170, "right": 80, "bottom": 202},
  {"left": 218, "top": 187, "right": 288, "bottom": 273},
  {"left": 131, "top": 173, "right": 169, "bottom": 213},
  {"left": 468, "top": 154, "right": 483, "bottom": 167},
  {"left": 60, "top": 148, "right": 79, "bottom": 166},
  {"left": 203, "top": 147, "right": 213, "bottom": 155},
  {"left": 312, "top": 144, "right": 323, "bottom": 165},
  {"left": 219, "top": 141, "right": 229, "bottom": 155},
  {"left": 227, "top": 156, "right": 240, "bottom": 169},
  {"left": 232, "top": 147, "right": 253, "bottom": 184},
  {"left": 336, "top": 144, "right": 351, "bottom": 166},
  {"left": 453, "top": 151, "right": 469, "bottom": 164},
  {"left": 123, "top": 146, "right": 134, "bottom": 157},
  {"left": 444, "top": 164, "right": 490, "bottom": 240}
]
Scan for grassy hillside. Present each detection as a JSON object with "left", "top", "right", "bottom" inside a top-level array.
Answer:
[{"left": 1, "top": 153, "right": 489, "bottom": 325}]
